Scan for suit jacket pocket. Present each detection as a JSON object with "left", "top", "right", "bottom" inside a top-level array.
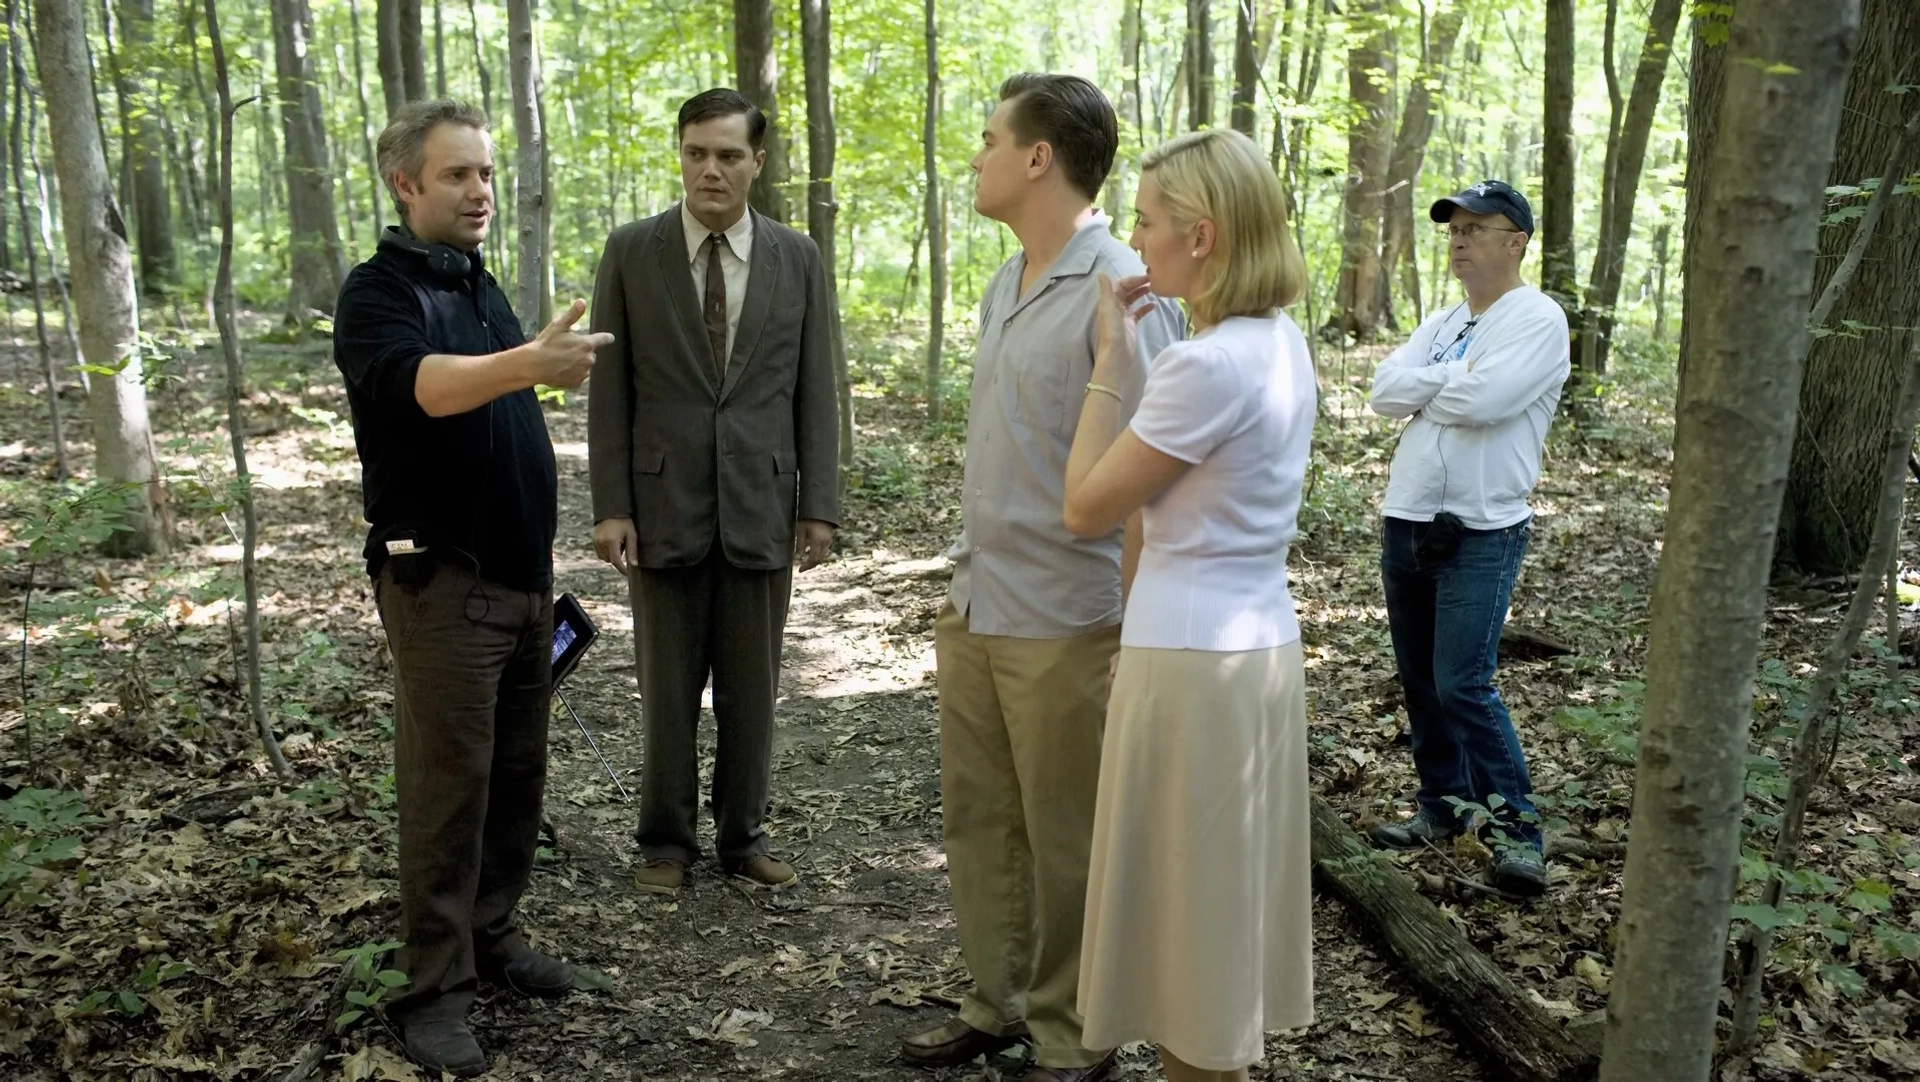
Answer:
[
  {"left": 633, "top": 449, "right": 666, "bottom": 534},
  {"left": 755, "top": 301, "right": 807, "bottom": 365},
  {"left": 773, "top": 449, "right": 799, "bottom": 527}
]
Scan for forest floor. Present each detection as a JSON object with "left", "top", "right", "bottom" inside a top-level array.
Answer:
[{"left": 1, "top": 318, "right": 1917, "bottom": 1082}]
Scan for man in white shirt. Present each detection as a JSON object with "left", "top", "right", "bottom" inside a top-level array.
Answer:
[{"left": 1366, "top": 180, "right": 1568, "bottom": 897}]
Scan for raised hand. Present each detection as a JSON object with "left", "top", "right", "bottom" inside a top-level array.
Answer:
[
  {"left": 1095, "top": 273, "right": 1157, "bottom": 364},
  {"left": 526, "top": 298, "right": 613, "bottom": 389}
]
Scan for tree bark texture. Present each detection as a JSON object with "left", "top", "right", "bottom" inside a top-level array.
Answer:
[
  {"left": 734, "top": 0, "right": 790, "bottom": 222},
  {"left": 271, "top": 0, "right": 347, "bottom": 316},
  {"left": 800, "top": 0, "right": 853, "bottom": 484},
  {"left": 1333, "top": 0, "right": 1392, "bottom": 341},
  {"left": 31, "top": 0, "right": 166, "bottom": 554},
  {"left": 1581, "top": 0, "right": 1684, "bottom": 377},
  {"left": 1777, "top": 0, "right": 1920, "bottom": 575},
  {"left": 1540, "top": 0, "right": 1577, "bottom": 309},
  {"left": 1598, "top": 4, "right": 1862, "bottom": 1079}
]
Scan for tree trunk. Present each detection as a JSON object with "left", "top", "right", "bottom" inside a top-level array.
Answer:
[
  {"left": 1676, "top": 8, "right": 1727, "bottom": 398},
  {"left": 1650, "top": 217, "right": 1671, "bottom": 342},
  {"left": 1380, "top": 6, "right": 1464, "bottom": 330},
  {"left": 116, "top": 0, "right": 174, "bottom": 297},
  {"left": 270, "top": 0, "right": 347, "bottom": 317},
  {"left": 800, "top": 0, "right": 853, "bottom": 488},
  {"left": 507, "top": 0, "right": 545, "bottom": 334},
  {"left": 432, "top": 0, "right": 445, "bottom": 97},
  {"left": 184, "top": 0, "right": 219, "bottom": 219},
  {"left": 1580, "top": 0, "right": 1684, "bottom": 382},
  {"left": 1332, "top": 0, "right": 1392, "bottom": 341},
  {"left": 922, "top": 0, "right": 945, "bottom": 423},
  {"left": 1540, "top": 0, "right": 1577, "bottom": 310},
  {"left": 1185, "top": 0, "right": 1212, "bottom": 130},
  {"left": 398, "top": 0, "right": 427, "bottom": 102},
  {"left": 377, "top": 0, "right": 405, "bottom": 116},
  {"left": 31, "top": 0, "right": 166, "bottom": 554},
  {"left": 1230, "top": 0, "right": 1255, "bottom": 137},
  {"left": 0, "top": 23, "right": 8, "bottom": 273},
  {"left": 465, "top": 0, "right": 492, "bottom": 117},
  {"left": 8, "top": 0, "right": 65, "bottom": 479},
  {"left": 1597, "top": 4, "right": 1862, "bottom": 1078},
  {"left": 347, "top": 0, "right": 382, "bottom": 236},
  {"left": 734, "top": 0, "right": 789, "bottom": 223},
  {"left": 205, "top": 0, "right": 292, "bottom": 781},
  {"left": 1777, "top": 0, "right": 1920, "bottom": 574},
  {"left": 1122, "top": 0, "right": 1143, "bottom": 145}
]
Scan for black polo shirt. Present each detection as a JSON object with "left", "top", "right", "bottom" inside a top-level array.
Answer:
[{"left": 332, "top": 244, "right": 557, "bottom": 592}]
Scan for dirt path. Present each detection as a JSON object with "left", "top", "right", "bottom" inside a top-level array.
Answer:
[{"left": 449, "top": 399, "right": 1488, "bottom": 1081}]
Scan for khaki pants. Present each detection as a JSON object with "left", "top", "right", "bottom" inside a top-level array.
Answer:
[{"left": 936, "top": 601, "right": 1117, "bottom": 1069}]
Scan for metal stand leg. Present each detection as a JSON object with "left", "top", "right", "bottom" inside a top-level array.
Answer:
[{"left": 556, "top": 686, "right": 631, "bottom": 801}]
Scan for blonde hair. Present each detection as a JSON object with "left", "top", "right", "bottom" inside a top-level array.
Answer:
[{"left": 1140, "top": 128, "right": 1305, "bottom": 327}]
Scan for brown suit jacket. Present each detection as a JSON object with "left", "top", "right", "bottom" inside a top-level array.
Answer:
[{"left": 587, "top": 206, "right": 840, "bottom": 571}]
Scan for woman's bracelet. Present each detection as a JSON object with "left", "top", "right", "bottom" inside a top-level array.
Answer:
[{"left": 1085, "top": 382, "right": 1122, "bottom": 403}]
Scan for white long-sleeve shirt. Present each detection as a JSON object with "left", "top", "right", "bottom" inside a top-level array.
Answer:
[{"left": 1369, "top": 286, "right": 1570, "bottom": 529}]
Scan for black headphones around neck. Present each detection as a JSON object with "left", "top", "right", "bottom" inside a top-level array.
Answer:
[{"left": 379, "top": 225, "right": 473, "bottom": 279}]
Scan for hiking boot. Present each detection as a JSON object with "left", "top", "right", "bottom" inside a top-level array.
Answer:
[
  {"left": 900, "top": 1017, "right": 1025, "bottom": 1068},
  {"left": 635, "top": 858, "right": 686, "bottom": 895},
  {"left": 729, "top": 854, "right": 798, "bottom": 889},
  {"left": 400, "top": 1018, "right": 487, "bottom": 1078},
  {"left": 480, "top": 947, "right": 574, "bottom": 998},
  {"left": 1493, "top": 846, "right": 1548, "bottom": 897},
  {"left": 1369, "top": 807, "right": 1462, "bottom": 851}
]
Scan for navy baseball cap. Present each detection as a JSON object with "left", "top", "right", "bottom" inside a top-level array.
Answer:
[{"left": 1430, "top": 180, "right": 1534, "bottom": 235}]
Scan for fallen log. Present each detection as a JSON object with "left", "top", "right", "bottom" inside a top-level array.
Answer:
[
  {"left": 1310, "top": 796, "right": 1598, "bottom": 1082},
  {"left": 1500, "top": 622, "right": 1577, "bottom": 661}
]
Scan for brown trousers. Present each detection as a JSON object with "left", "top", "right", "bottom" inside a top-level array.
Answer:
[
  {"left": 631, "top": 547, "right": 792, "bottom": 866},
  {"left": 935, "top": 601, "right": 1118, "bottom": 1069},
  {"left": 377, "top": 559, "right": 553, "bottom": 1024}
]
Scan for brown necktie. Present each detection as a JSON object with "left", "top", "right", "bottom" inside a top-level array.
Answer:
[{"left": 704, "top": 232, "right": 729, "bottom": 383}]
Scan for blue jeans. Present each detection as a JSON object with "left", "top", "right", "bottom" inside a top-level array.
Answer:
[{"left": 1381, "top": 516, "right": 1540, "bottom": 849}]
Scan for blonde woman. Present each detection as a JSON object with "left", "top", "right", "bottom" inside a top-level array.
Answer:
[{"left": 1062, "top": 128, "right": 1315, "bottom": 1082}]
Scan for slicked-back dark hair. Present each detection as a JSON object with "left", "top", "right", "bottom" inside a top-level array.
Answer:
[
  {"left": 997, "top": 73, "right": 1118, "bottom": 201},
  {"left": 677, "top": 88, "right": 768, "bottom": 149}
]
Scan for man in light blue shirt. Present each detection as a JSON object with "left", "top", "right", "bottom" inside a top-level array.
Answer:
[{"left": 899, "top": 74, "right": 1181, "bottom": 1082}]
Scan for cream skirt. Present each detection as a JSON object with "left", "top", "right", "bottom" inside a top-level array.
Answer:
[{"left": 1077, "top": 641, "right": 1315, "bottom": 1070}]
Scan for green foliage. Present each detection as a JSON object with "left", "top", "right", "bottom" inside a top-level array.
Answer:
[
  {"left": 68, "top": 957, "right": 197, "bottom": 1019},
  {"left": 334, "top": 941, "right": 409, "bottom": 1031},
  {"left": 1553, "top": 680, "right": 1644, "bottom": 759},
  {"left": 2, "top": 481, "right": 137, "bottom": 564},
  {"left": 0, "top": 789, "right": 103, "bottom": 909}
]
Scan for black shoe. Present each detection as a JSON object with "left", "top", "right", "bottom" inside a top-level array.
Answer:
[
  {"left": 401, "top": 1018, "right": 488, "bottom": 1078},
  {"left": 481, "top": 948, "right": 575, "bottom": 998},
  {"left": 1369, "top": 807, "right": 1461, "bottom": 851},
  {"left": 1493, "top": 846, "right": 1548, "bottom": 897}
]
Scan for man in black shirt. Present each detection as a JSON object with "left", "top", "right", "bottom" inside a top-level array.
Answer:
[{"left": 333, "top": 99, "right": 609, "bottom": 1078}]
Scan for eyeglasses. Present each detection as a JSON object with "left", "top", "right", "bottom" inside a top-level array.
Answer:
[{"left": 1437, "top": 223, "right": 1524, "bottom": 240}]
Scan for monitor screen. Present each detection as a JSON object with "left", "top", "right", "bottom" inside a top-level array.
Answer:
[{"left": 550, "top": 592, "right": 599, "bottom": 686}]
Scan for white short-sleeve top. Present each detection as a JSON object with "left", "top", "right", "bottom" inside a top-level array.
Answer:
[{"left": 1125, "top": 311, "right": 1318, "bottom": 652}]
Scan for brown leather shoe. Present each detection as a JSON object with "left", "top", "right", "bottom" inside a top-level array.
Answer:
[
  {"left": 635, "top": 858, "right": 685, "bottom": 895},
  {"left": 729, "top": 854, "right": 798, "bottom": 889},
  {"left": 900, "top": 1017, "right": 1025, "bottom": 1068},
  {"left": 1022, "top": 1050, "right": 1118, "bottom": 1081}
]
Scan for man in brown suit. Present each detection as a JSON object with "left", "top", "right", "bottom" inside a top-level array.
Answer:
[{"left": 587, "top": 88, "right": 839, "bottom": 895}]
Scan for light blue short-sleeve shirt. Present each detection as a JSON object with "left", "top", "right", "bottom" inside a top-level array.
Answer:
[{"left": 947, "top": 214, "right": 1186, "bottom": 639}]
